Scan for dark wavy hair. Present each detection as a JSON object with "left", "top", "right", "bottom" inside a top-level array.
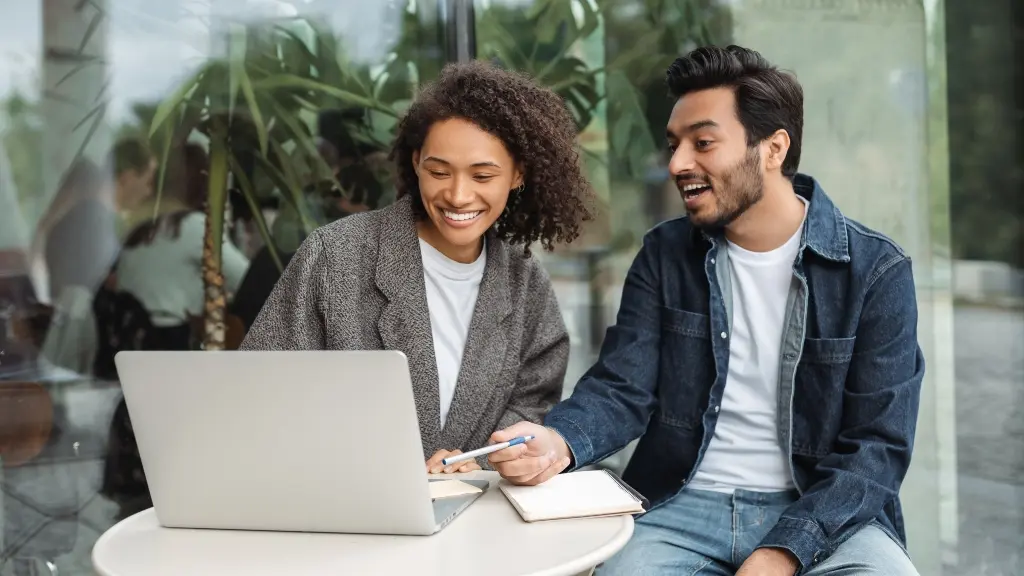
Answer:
[{"left": 390, "top": 60, "right": 594, "bottom": 253}]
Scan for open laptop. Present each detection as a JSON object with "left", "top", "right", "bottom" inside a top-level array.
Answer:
[{"left": 114, "top": 350, "right": 488, "bottom": 535}]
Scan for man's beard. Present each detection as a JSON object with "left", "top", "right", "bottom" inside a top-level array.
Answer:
[{"left": 690, "top": 146, "right": 764, "bottom": 234}]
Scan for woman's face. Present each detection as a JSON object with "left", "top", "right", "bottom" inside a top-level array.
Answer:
[{"left": 413, "top": 118, "right": 523, "bottom": 263}]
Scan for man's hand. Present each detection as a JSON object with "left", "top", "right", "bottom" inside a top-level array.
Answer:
[
  {"left": 736, "top": 548, "right": 799, "bottom": 576},
  {"left": 487, "top": 422, "right": 571, "bottom": 485},
  {"left": 425, "top": 449, "right": 481, "bottom": 474}
]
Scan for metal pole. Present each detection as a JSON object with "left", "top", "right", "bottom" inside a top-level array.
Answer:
[{"left": 443, "top": 0, "right": 476, "bottom": 63}]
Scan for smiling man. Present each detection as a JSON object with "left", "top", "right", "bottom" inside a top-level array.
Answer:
[{"left": 487, "top": 45, "right": 923, "bottom": 576}]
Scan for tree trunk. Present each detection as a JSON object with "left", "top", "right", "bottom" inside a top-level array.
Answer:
[
  {"left": 201, "top": 211, "right": 226, "bottom": 350},
  {"left": 201, "top": 121, "right": 229, "bottom": 350}
]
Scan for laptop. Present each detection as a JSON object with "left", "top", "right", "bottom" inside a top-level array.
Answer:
[{"left": 114, "top": 350, "right": 488, "bottom": 535}]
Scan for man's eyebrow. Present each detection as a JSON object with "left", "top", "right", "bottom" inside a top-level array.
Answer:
[{"left": 667, "top": 119, "right": 720, "bottom": 139}]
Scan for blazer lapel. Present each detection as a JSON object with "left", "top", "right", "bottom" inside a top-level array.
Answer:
[
  {"left": 373, "top": 196, "right": 443, "bottom": 454},
  {"left": 438, "top": 235, "right": 514, "bottom": 450}
]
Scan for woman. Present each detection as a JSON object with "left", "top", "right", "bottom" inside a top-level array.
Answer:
[{"left": 242, "top": 60, "right": 594, "bottom": 473}]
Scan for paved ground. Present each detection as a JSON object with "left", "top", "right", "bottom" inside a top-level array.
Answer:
[
  {"left": 946, "top": 305, "right": 1024, "bottom": 576},
  {"left": 0, "top": 303, "right": 1021, "bottom": 575}
]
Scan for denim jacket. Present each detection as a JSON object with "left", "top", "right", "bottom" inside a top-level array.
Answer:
[{"left": 545, "top": 174, "right": 924, "bottom": 571}]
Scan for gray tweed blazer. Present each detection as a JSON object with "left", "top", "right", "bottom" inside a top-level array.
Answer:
[{"left": 240, "top": 195, "right": 569, "bottom": 463}]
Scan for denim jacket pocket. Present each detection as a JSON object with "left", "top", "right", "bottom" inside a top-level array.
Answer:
[
  {"left": 792, "top": 336, "right": 857, "bottom": 456},
  {"left": 658, "top": 306, "right": 714, "bottom": 429},
  {"left": 661, "top": 306, "right": 711, "bottom": 338}
]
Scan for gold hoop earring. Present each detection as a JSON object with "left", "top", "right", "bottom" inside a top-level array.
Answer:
[{"left": 511, "top": 183, "right": 525, "bottom": 195}]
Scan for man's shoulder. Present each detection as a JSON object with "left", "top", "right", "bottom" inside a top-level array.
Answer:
[
  {"left": 839, "top": 215, "right": 911, "bottom": 285},
  {"left": 641, "top": 214, "right": 698, "bottom": 250}
]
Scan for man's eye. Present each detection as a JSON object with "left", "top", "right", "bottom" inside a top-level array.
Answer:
[{"left": 696, "top": 140, "right": 712, "bottom": 150}]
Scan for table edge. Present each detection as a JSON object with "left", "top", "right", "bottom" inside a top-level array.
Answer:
[{"left": 91, "top": 507, "right": 635, "bottom": 576}]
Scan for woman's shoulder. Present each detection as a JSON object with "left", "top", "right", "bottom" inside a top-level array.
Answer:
[
  {"left": 289, "top": 208, "right": 394, "bottom": 281},
  {"left": 310, "top": 207, "right": 385, "bottom": 249},
  {"left": 493, "top": 240, "right": 555, "bottom": 294}
]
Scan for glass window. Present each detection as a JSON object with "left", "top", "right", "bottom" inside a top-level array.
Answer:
[{"left": 1, "top": 1, "right": 446, "bottom": 572}]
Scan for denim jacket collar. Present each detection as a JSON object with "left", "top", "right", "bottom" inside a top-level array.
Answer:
[
  {"left": 794, "top": 173, "right": 850, "bottom": 263},
  {"left": 691, "top": 173, "right": 851, "bottom": 264}
]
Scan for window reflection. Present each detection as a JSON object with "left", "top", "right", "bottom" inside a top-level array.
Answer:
[{"left": 0, "top": 1, "right": 446, "bottom": 571}]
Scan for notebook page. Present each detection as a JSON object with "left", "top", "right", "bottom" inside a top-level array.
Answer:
[
  {"left": 502, "top": 471, "right": 639, "bottom": 519},
  {"left": 429, "top": 479, "right": 482, "bottom": 500}
]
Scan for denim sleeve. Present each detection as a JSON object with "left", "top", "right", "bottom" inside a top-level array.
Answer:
[
  {"left": 543, "top": 234, "right": 663, "bottom": 469},
  {"left": 757, "top": 257, "right": 924, "bottom": 571}
]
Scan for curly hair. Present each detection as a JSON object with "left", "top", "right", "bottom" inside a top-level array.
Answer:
[{"left": 390, "top": 60, "right": 594, "bottom": 253}]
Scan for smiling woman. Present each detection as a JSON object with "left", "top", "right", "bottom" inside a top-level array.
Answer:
[
  {"left": 393, "top": 60, "right": 594, "bottom": 260},
  {"left": 241, "top": 60, "right": 595, "bottom": 473},
  {"left": 411, "top": 118, "right": 520, "bottom": 263}
]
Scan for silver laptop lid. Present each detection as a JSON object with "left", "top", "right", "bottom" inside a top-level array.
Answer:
[{"left": 114, "top": 350, "right": 437, "bottom": 535}]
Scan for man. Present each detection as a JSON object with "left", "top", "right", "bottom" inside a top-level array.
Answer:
[{"left": 488, "top": 45, "right": 923, "bottom": 576}]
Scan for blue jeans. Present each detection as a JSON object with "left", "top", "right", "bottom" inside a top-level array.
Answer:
[{"left": 598, "top": 488, "right": 919, "bottom": 576}]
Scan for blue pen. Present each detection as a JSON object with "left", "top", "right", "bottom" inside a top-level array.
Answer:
[{"left": 441, "top": 435, "right": 535, "bottom": 466}]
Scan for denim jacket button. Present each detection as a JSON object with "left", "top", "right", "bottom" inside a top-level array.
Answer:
[
  {"left": 714, "top": 405, "right": 720, "bottom": 412},
  {"left": 710, "top": 258, "right": 716, "bottom": 264},
  {"left": 720, "top": 331, "right": 728, "bottom": 339}
]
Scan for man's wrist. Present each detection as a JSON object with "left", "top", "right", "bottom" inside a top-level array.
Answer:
[{"left": 545, "top": 426, "right": 572, "bottom": 464}]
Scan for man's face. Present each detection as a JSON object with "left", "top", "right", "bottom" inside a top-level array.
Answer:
[
  {"left": 666, "top": 87, "right": 764, "bottom": 232},
  {"left": 116, "top": 159, "right": 156, "bottom": 210}
]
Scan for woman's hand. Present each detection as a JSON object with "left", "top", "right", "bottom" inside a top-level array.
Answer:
[{"left": 426, "top": 449, "right": 482, "bottom": 474}]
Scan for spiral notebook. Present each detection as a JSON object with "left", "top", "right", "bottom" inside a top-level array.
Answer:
[{"left": 499, "top": 469, "right": 648, "bottom": 522}]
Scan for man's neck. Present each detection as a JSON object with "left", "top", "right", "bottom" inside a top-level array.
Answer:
[{"left": 725, "top": 178, "right": 805, "bottom": 253}]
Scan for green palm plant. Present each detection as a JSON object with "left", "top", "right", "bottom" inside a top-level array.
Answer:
[
  {"left": 477, "top": 0, "right": 728, "bottom": 180},
  {"left": 148, "top": 18, "right": 403, "bottom": 350}
]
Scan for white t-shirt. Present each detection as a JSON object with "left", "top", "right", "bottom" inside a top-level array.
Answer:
[
  {"left": 116, "top": 212, "right": 250, "bottom": 326},
  {"left": 689, "top": 202, "right": 807, "bottom": 493},
  {"left": 419, "top": 238, "right": 486, "bottom": 428}
]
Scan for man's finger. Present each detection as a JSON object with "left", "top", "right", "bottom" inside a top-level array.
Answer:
[
  {"left": 534, "top": 457, "right": 570, "bottom": 484},
  {"left": 509, "top": 456, "right": 569, "bottom": 486},
  {"left": 489, "top": 422, "right": 536, "bottom": 444},
  {"left": 495, "top": 452, "right": 553, "bottom": 480},
  {"left": 487, "top": 442, "right": 528, "bottom": 464}
]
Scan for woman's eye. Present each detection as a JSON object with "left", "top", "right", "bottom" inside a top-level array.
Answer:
[
  {"left": 473, "top": 175, "right": 496, "bottom": 182},
  {"left": 429, "top": 170, "right": 449, "bottom": 178}
]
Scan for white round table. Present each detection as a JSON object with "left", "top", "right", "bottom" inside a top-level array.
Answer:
[{"left": 92, "top": 472, "right": 634, "bottom": 576}]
